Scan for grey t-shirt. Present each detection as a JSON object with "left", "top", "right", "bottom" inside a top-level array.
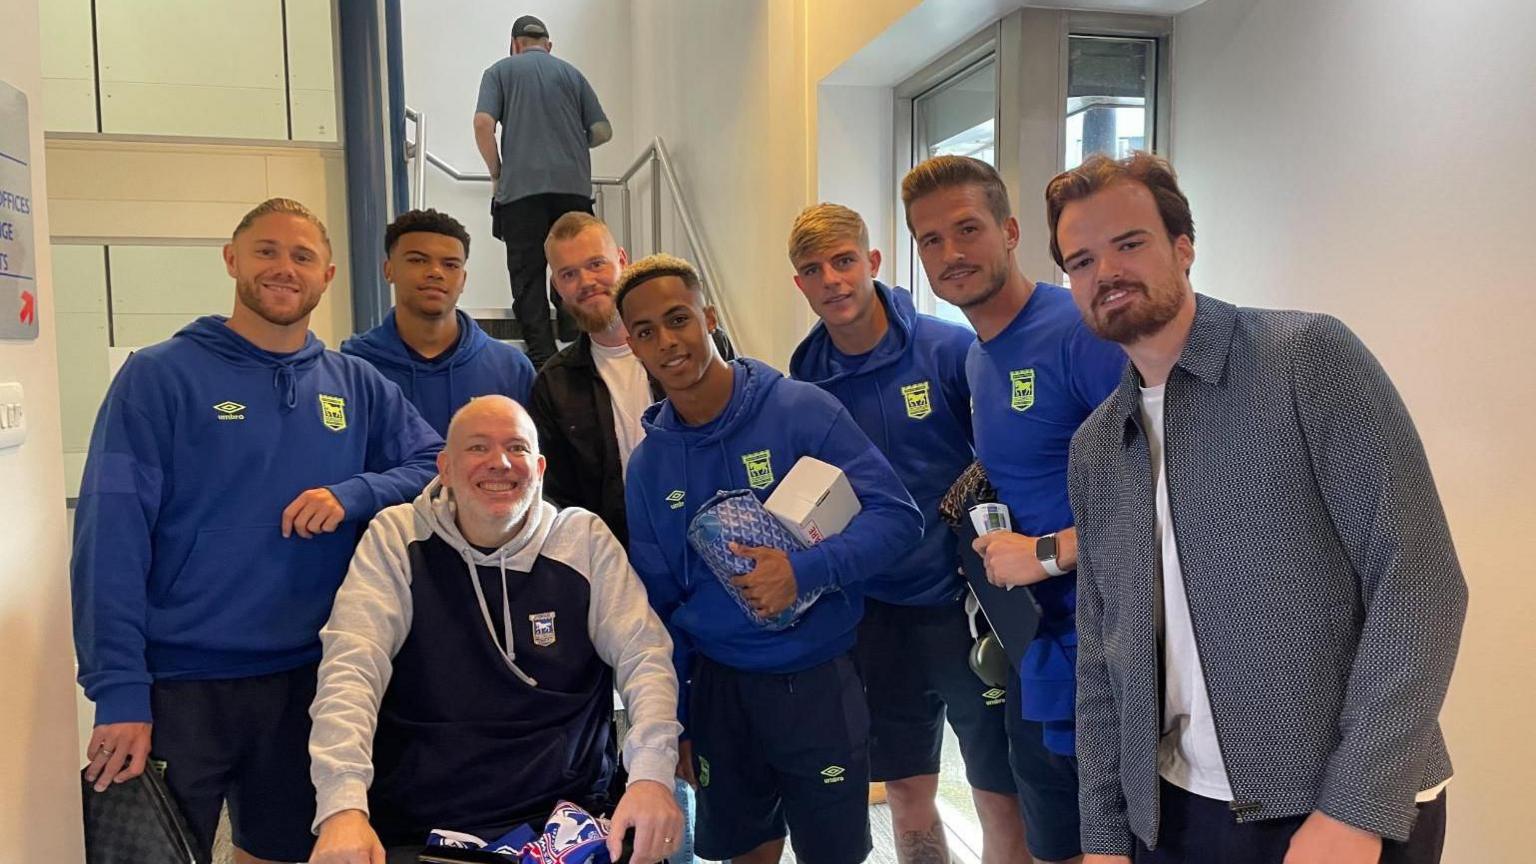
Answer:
[{"left": 475, "top": 49, "right": 607, "bottom": 204}]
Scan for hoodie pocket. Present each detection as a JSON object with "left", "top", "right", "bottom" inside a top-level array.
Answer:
[{"left": 151, "top": 524, "right": 354, "bottom": 653}]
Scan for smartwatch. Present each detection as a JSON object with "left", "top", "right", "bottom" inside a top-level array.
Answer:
[{"left": 1036, "top": 533, "right": 1066, "bottom": 577}]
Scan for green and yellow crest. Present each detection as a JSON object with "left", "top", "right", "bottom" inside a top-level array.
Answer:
[
  {"left": 742, "top": 449, "right": 775, "bottom": 489},
  {"left": 901, "top": 381, "right": 933, "bottom": 420},
  {"left": 318, "top": 393, "right": 348, "bottom": 431},
  {"left": 1009, "top": 369, "right": 1036, "bottom": 412}
]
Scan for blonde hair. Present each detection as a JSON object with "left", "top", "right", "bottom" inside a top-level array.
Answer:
[
  {"left": 544, "top": 211, "right": 614, "bottom": 255},
  {"left": 232, "top": 197, "right": 332, "bottom": 251},
  {"left": 614, "top": 253, "right": 702, "bottom": 317},
  {"left": 788, "top": 203, "right": 870, "bottom": 265}
]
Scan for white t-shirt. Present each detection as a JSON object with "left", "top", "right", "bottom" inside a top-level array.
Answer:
[
  {"left": 591, "top": 340, "right": 652, "bottom": 473},
  {"left": 1139, "top": 385, "right": 1448, "bottom": 805},
  {"left": 1140, "top": 384, "right": 1234, "bottom": 801}
]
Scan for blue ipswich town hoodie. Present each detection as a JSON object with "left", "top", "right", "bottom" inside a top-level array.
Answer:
[
  {"left": 71, "top": 316, "right": 443, "bottom": 725},
  {"left": 341, "top": 307, "right": 536, "bottom": 436},
  {"left": 624, "top": 359, "right": 921, "bottom": 727},
  {"left": 790, "top": 283, "right": 976, "bottom": 607}
]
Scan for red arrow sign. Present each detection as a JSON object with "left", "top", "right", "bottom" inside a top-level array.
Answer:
[{"left": 19, "top": 290, "right": 34, "bottom": 325}]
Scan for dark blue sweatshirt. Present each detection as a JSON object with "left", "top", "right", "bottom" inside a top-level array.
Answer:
[
  {"left": 790, "top": 283, "right": 976, "bottom": 607},
  {"left": 624, "top": 359, "right": 921, "bottom": 728},
  {"left": 71, "top": 316, "right": 443, "bottom": 724},
  {"left": 341, "top": 308, "right": 536, "bottom": 436}
]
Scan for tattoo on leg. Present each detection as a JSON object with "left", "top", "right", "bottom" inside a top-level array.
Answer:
[{"left": 897, "top": 821, "right": 950, "bottom": 864}]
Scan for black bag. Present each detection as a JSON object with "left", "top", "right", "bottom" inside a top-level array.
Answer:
[
  {"left": 81, "top": 765, "right": 202, "bottom": 864},
  {"left": 939, "top": 460, "right": 1041, "bottom": 671}
]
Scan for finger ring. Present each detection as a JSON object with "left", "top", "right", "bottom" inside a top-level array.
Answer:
[
  {"left": 663, "top": 837, "right": 673, "bottom": 844},
  {"left": 98, "top": 745, "right": 115, "bottom": 755}
]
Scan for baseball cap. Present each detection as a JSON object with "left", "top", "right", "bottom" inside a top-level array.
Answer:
[{"left": 511, "top": 15, "right": 549, "bottom": 39}]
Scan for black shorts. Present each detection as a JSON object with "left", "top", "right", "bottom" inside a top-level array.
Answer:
[
  {"left": 1005, "top": 681, "right": 1082, "bottom": 861},
  {"left": 150, "top": 664, "right": 318, "bottom": 863},
  {"left": 687, "top": 654, "right": 872, "bottom": 864},
  {"left": 853, "top": 596, "right": 1016, "bottom": 794}
]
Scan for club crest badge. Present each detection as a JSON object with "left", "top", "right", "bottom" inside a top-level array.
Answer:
[
  {"left": 901, "top": 381, "right": 933, "bottom": 420},
  {"left": 742, "top": 449, "right": 774, "bottom": 490},
  {"left": 318, "top": 393, "right": 348, "bottom": 431},
  {"left": 529, "top": 611, "right": 557, "bottom": 647},
  {"left": 1009, "top": 369, "right": 1036, "bottom": 412}
]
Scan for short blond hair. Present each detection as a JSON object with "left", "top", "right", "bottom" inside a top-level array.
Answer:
[
  {"left": 232, "top": 197, "right": 332, "bottom": 251},
  {"left": 788, "top": 203, "right": 870, "bottom": 265},
  {"left": 614, "top": 253, "right": 702, "bottom": 317},
  {"left": 545, "top": 211, "right": 613, "bottom": 254}
]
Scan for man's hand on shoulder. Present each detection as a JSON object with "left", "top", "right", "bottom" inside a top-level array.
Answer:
[
  {"left": 606, "top": 779, "right": 684, "bottom": 864},
  {"left": 84, "top": 722, "right": 152, "bottom": 792},
  {"left": 282, "top": 487, "right": 346, "bottom": 538},
  {"left": 1283, "top": 811, "right": 1383, "bottom": 864},
  {"left": 311, "top": 809, "right": 385, "bottom": 864},
  {"left": 728, "top": 543, "right": 797, "bottom": 617}
]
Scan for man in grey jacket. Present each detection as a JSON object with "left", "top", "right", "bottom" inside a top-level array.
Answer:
[
  {"left": 1052, "top": 152, "right": 1466, "bottom": 864},
  {"left": 308, "top": 396, "right": 683, "bottom": 864}
]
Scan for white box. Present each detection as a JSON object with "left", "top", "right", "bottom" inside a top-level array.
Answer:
[{"left": 764, "top": 456, "right": 861, "bottom": 545}]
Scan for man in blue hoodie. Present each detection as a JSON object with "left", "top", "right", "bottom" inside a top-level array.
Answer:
[
  {"left": 902, "top": 156, "right": 1128, "bottom": 864},
  {"left": 787, "top": 203, "right": 1028, "bottom": 864},
  {"left": 73, "top": 198, "right": 442, "bottom": 864},
  {"left": 616, "top": 253, "right": 922, "bottom": 864},
  {"left": 342, "top": 208, "right": 536, "bottom": 435}
]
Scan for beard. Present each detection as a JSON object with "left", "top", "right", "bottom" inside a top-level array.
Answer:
[
  {"left": 932, "top": 255, "right": 1009, "bottom": 310},
  {"left": 454, "top": 475, "right": 543, "bottom": 543},
  {"left": 568, "top": 292, "right": 620, "bottom": 334},
  {"left": 1086, "top": 277, "right": 1187, "bottom": 344},
  {"left": 235, "top": 276, "right": 321, "bottom": 327}
]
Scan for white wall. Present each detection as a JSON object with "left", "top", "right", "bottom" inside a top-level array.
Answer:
[
  {"left": 817, "top": 85, "right": 897, "bottom": 258},
  {"left": 0, "top": 0, "right": 88, "bottom": 857},
  {"left": 1172, "top": 1, "right": 1536, "bottom": 860},
  {"left": 401, "top": 0, "right": 635, "bottom": 311}
]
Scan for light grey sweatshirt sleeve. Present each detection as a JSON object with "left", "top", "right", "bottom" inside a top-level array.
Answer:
[
  {"left": 579, "top": 513, "right": 682, "bottom": 788},
  {"left": 308, "top": 505, "right": 418, "bottom": 832}
]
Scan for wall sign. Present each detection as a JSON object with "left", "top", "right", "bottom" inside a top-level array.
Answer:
[{"left": 0, "top": 79, "right": 38, "bottom": 341}]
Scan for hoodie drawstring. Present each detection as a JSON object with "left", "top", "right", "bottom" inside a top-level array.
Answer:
[
  {"left": 273, "top": 365, "right": 298, "bottom": 412},
  {"left": 464, "top": 548, "right": 539, "bottom": 687}
]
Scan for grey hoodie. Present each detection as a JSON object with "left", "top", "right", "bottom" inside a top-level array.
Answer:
[{"left": 308, "top": 479, "right": 681, "bottom": 830}]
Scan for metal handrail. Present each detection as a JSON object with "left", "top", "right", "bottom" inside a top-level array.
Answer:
[{"left": 403, "top": 106, "right": 735, "bottom": 341}]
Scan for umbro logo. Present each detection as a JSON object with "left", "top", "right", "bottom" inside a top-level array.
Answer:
[
  {"left": 982, "top": 688, "right": 1005, "bottom": 706},
  {"left": 821, "top": 765, "right": 846, "bottom": 784},
  {"left": 213, "top": 401, "right": 246, "bottom": 421},
  {"left": 666, "top": 490, "right": 685, "bottom": 510}
]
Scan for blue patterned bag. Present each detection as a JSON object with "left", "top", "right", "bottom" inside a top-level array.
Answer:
[{"left": 686, "top": 489, "right": 827, "bottom": 630}]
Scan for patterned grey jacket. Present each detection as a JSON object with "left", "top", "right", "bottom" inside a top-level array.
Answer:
[{"left": 1067, "top": 294, "right": 1466, "bottom": 855}]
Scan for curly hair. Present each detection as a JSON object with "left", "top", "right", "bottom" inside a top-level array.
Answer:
[
  {"left": 614, "top": 253, "right": 703, "bottom": 318},
  {"left": 385, "top": 208, "right": 472, "bottom": 256}
]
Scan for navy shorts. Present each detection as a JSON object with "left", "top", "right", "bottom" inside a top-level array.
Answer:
[
  {"left": 1005, "top": 680, "right": 1082, "bottom": 861},
  {"left": 1135, "top": 780, "right": 1447, "bottom": 864},
  {"left": 853, "top": 597, "right": 1016, "bottom": 794},
  {"left": 688, "top": 654, "right": 872, "bottom": 864},
  {"left": 150, "top": 663, "right": 318, "bottom": 863}
]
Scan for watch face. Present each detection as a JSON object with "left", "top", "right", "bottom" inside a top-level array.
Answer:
[{"left": 1036, "top": 534, "right": 1057, "bottom": 562}]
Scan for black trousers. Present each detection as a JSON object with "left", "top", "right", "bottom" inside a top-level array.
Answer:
[
  {"left": 1134, "top": 780, "right": 1446, "bottom": 864},
  {"left": 492, "top": 192, "right": 592, "bottom": 369}
]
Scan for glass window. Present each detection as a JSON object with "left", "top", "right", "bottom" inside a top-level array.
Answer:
[
  {"left": 1064, "top": 35, "right": 1157, "bottom": 170},
  {"left": 910, "top": 56, "right": 997, "bottom": 329}
]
